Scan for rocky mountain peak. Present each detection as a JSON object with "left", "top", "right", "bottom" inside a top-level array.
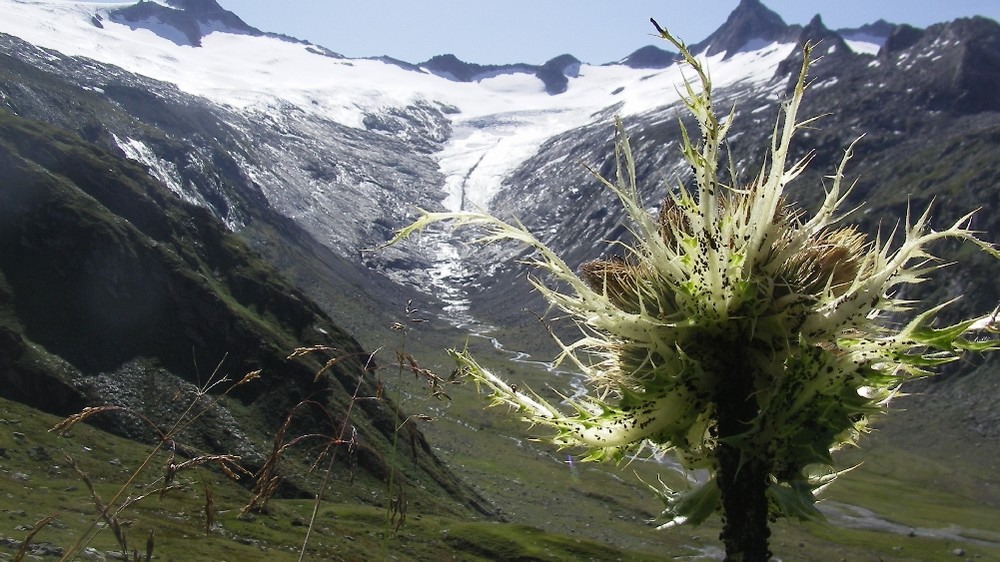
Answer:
[
  {"left": 894, "top": 16, "right": 1000, "bottom": 113},
  {"left": 536, "top": 53, "right": 581, "bottom": 94},
  {"left": 162, "top": 0, "right": 229, "bottom": 16},
  {"left": 840, "top": 19, "right": 895, "bottom": 41},
  {"left": 690, "top": 0, "right": 794, "bottom": 57},
  {"left": 881, "top": 23, "right": 925, "bottom": 55},
  {"left": 772, "top": 13, "right": 854, "bottom": 86},
  {"left": 619, "top": 45, "right": 678, "bottom": 69},
  {"left": 420, "top": 53, "right": 469, "bottom": 79},
  {"left": 418, "top": 54, "right": 535, "bottom": 83},
  {"left": 417, "top": 52, "right": 580, "bottom": 96},
  {"left": 110, "top": 0, "right": 263, "bottom": 46},
  {"left": 836, "top": 19, "right": 894, "bottom": 54},
  {"left": 798, "top": 14, "right": 851, "bottom": 54},
  {"left": 421, "top": 54, "right": 482, "bottom": 81}
]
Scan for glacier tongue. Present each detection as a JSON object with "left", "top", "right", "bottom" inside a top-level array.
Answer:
[
  {"left": 0, "top": 0, "right": 799, "bottom": 325},
  {"left": 0, "top": 0, "right": 795, "bottom": 218}
]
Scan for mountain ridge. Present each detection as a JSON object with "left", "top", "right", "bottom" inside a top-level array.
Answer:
[
  {"left": 62, "top": 0, "right": 901, "bottom": 89},
  {"left": 109, "top": 0, "right": 263, "bottom": 46},
  {"left": 689, "top": 0, "right": 798, "bottom": 57},
  {"left": 5, "top": 0, "right": 996, "bottom": 358},
  {"left": 0, "top": 106, "right": 495, "bottom": 518},
  {"left": 3, "top": 0, "right": 1000, "bottom": 554}
]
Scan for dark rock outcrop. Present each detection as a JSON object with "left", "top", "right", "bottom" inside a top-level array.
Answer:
[
  {"left": 536, "top": 54, "right": 581, "bottom": 95},
  {"left": 619, "top": 45, "right": 679, "bottom": 69},
  {"left": 837, "top": 18, "right": 895, "bottom": 51},
  {"left": 0, "top": 109, "right": 493, "bottom": 518},
  {"left": 882, "top": 23, "right": 926, "bottom": 54},
  {"left": 110, "top": 0, "right": 262, "bottom": 47},
  {"left": 417, "top": 52, "right": 582, "bottom": 95},
  {"left": 418, "top": 53, "right": 535, "bottom": 82},
  {"left": 691, "top": 0, "right": 797, "bottom": 57}
]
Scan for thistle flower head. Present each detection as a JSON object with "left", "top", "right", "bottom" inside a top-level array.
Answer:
[{"left": 388, "top": 36, "right": 1000, "bottom": 526}]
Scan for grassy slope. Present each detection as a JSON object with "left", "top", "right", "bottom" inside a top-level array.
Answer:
[
  {"left": 2, "top": 114, "right": 995, "bottom": 557},
  {"left": 0, "top": 395, "right": 662, "bottom": 561},
  {"left": 0, "top": 42, "right": 997, "bottom": 561},
  {"left": 2, "top": 361, "right": 998, "bottom": 561},
  {"left": 396, "top": 329, "right": 1000, "bottom": 561},
  {"left": 0, "top": 109, "right": 491, "bottom": 525}
]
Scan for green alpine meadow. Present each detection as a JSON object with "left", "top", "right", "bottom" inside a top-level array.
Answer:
[{"left": 389, "top": 26, "right": 1000, "bottom": 560}]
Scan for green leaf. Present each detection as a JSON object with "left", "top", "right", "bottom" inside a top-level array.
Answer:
[
  {"left": 767, "top": 480, "right": 824, "bottom": 522},
  {"left": 657, "top": 478, "right": 722, "bottom": 529}
]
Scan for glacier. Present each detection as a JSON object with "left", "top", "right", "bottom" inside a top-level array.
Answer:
[{"left": 1, "top": 0, "right": 809, "bottom": 214}]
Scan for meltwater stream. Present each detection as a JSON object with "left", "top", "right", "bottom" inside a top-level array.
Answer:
[
  {"left": 422, "top": 228, "right": 589, "bottom": 402},
  {"left": 427, "top": 120, "right": 592, "bottom": 400}
]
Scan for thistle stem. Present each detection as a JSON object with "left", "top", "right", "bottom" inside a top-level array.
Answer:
[{"left": 714, "top": 347, "right": 772, "bottom": 561}]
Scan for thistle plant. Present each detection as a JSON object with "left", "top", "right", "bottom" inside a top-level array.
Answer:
[{"left": 388, "top": 26, "right": 1000, "bottom": 561}]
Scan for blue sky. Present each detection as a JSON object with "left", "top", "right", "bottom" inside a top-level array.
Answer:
[{"left": 209, "top": 1, "right": 996, "bottom": 65}]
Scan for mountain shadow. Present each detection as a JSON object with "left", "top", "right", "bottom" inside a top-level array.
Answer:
[{"left": 0, "top": 109, "right": 494, "bottom": 518}]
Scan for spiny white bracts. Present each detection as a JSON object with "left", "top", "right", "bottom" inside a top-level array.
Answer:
[{"left": 388, "top": 37, "right": 1000, "bottom": 526}]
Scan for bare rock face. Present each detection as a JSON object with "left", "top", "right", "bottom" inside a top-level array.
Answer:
[
  {"left": 620, "top": 45, "right": 678, "bottom": 69},
  {"left": 416, "top": 52, "right": 582, "bottom": 95},
  {"left": 691, "top": 0, "right": 798, "bottom": 57},
  {"left": 0, "top": 109, "right": 492, "bottom": 518},
  {"left": 110, "top": 0, "right": 263, "bottom": 46},
  {"left": 536, "top": 54, "right": 581, "bottom": 95}
]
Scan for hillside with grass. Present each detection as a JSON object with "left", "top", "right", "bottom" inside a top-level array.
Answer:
[
  {"left": 0, "top": 109, "right": 493, "bottom": 545},
  {"left": 2, "top": 1, "right": 1000, "bottom": 559},
  {"left": 2, "top": 110, "right": 999, "bottom": 560}
]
